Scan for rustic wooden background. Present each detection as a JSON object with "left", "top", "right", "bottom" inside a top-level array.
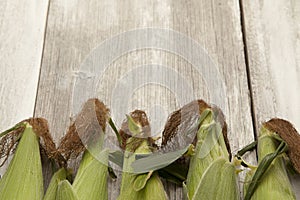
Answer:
[{"left": 0, "top": 0, "right": 299, "bottom": 199}]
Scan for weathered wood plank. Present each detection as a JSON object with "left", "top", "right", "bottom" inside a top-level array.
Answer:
[
  {"left": 35, "top": 0, "right": 254, "bottom": 199},
  {"left": 242, "top": 0, "right": 300, "bottom": 197},
  {"left": 0, "top": 0, "right": 49, "bottom": 175}
]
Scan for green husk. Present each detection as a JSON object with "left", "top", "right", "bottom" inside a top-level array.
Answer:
[
  {"left": 244, "top": 126, "right": 296, "bottom": 200},
  {"left": 118, "top": 139, "right": 167, "bottom": 200},
  {"left": 43, "top": 168, "right": 69, "bottom": 200},
  {"left": 34, "top": 98, "right": 110, "bottom": 200},
  {"left": 73, "top": 150, "right": 108, "bottom": 200},
  {"left": 71, "top": 101, "right": 109, "bottom": 200},
  {"left": 186, "top": 109, "right": 238, "bottom": 200},
  {"left": 43, "top": 149, "right": 109, "bottom": 200},
  {"left": 192, "top": 158, "right": 239, "bottom": 200},
  {"left": 56, "top": 180, "right": 79, "bottom": 200},
  {"left": 117, "top": 112, "right": 168, "bottom": 200},
  {"left": 55, "top": 98, "right": 109, "bottom": 200},
  {"left": 0, "top": 123, "right": 43, "bottom": 200}
]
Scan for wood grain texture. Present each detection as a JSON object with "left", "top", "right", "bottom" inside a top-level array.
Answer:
[
  {"left": 35, "top": 0, "right": 254, "bottom": 199},
  {"left": 0, "top": 0, "right": 49, "bottom": 175},
  {"left": 242, "top": 0, "right": 300, "bottom": 197}
]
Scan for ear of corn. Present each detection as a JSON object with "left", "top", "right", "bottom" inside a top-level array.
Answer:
[
  {"left": 49, "top": 98, "right": 109, "bottom": 200},
  {"left": 56, "top": 180, "right": 79, "bottom": 200},
  {"left": 0, "top": 123, "right": 43, "bottom": 200},
  {"left": 186, "top": 109, "right": 238, "bottom": 200},
  {"left": 117, "top": 112, "right": 168, "bottom": 200},
  {"left": 244, "top": 126, "right": 296, "bottom": 200},
  {"left": 43, "top": 168, "right": 68, "bottom": 200},
  {"left": 71, "top": 113, "right": 109, "bottom": 200}
]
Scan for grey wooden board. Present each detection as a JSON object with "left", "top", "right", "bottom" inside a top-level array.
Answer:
[
  {"left": 242, "top": 0, "right": 300, "bottom": 198},
  {"left": 3, "top": 0, "right": 299, "bottom": 199},
  {"left": 34, "top": 0, "right": 255, "bottom": 199},
  {"left": 0, "top": 0, "right": 49, "bottom": 176}
]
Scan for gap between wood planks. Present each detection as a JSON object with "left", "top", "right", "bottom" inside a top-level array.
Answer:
[
  {"left": 33, "top": 0, "right": 51, "bottom": 118},
  {"left": 238, "top": 0, "right": 258, "bottom": 144}
]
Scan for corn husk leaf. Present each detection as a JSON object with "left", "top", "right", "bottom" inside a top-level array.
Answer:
[
  {"left": 73, "top": 150, "right": 108, "bottom": 200},
  {"left": 244, "top": 126, "right": 295, "bottom": 200},
  {"left": 56, "top": 180, "right": 79, "bottom": 200},
  {"left": 131, "top": 145, "right": 190, "bottom": 173},
  {"left": 158, "top": 161, "right": 189, "bottom": 185},
  {"left": 118, "top": 140, "right": 168, "bottom": 200},
  {"left": 132, "top": 171, "right": 153, "bottom": 191},
  {"left": 0, "top": 123, "right": 43, "bottom": 200},
  {"left": 43, "top": 168, "right": 69, "bottom": 200},
  {"left": 191, "top": 157, "right": 239, "bottom": 200}
]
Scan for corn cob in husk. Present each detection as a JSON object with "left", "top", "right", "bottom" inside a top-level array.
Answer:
[
  {"left": 45, "top": 98, "right": 110, "bottom": 200},
  {"left": 117, "top": 110, "right": 168, "bottom": 200},
  {"left": 244, "top": 119, "right": 297, "bottom": 200},
  {"left": 0, "top": 123, "right": 43, "bottom": 200},
  {"left": 185, "top": 107, "right": 239, "bottom": 200},
  {"left": 160, "top": 100, "right": 238, "bottom": 200},
  {"left": 0, "top": 118, "right": 59, "bottom": 200}
]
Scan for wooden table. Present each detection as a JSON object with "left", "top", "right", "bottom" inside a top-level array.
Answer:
[{"left": 1, "top": 0, "right": 299, "bottom": 199}]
